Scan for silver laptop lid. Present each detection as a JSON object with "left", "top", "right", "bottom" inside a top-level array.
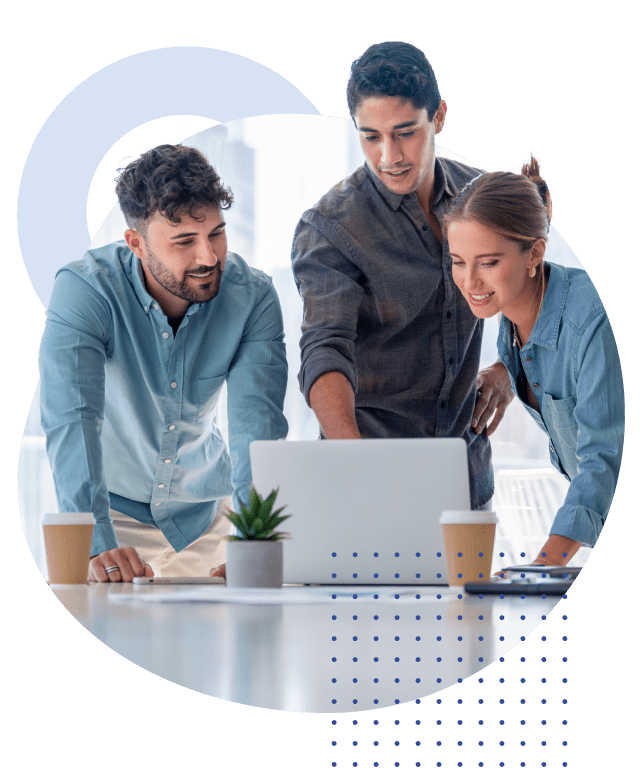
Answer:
[{"left": 250, "top": 438, "right": 470, "bottom": 585}]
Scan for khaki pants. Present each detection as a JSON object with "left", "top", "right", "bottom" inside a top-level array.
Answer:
[{"left": 111, "top": 497, "right": 232, "bottom": 576}]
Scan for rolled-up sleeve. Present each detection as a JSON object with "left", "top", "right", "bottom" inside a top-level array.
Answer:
[
  {"left": 39, "top": 270, "right": 119, "bottom": 555},
  {"left": 226, "top": 281, "right": 289, "bottom": 512},
  {"left": 550, "top": 312, "right": 624, "bottom": 545},
  {"left": 291, "top": 213, "right": 364, "bottom": 404}
]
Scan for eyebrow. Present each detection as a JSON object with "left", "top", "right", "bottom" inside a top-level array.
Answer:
[
  {"left": 169, "top": 221, "right": 226, "bottom": 239},
  {"left": 358, "top": 120, "right": 418, "bottom": 133},
  {"left": 450, "top": 252, "right": 505, "bottom": 259}
]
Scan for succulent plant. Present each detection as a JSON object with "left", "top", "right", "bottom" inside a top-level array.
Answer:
[{"left": 226, "top": 486, "right": 291, "bottom": 541}]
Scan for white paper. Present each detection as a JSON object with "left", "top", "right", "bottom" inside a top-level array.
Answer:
[{"left": 107, "top": 585, "right": 453, "bottom": 605}]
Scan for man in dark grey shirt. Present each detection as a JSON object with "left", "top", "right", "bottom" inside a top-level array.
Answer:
[{"left": 291, "top": 42, "right": 513, "bottom": 509}]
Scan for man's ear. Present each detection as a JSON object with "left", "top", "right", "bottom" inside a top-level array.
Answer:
[
  {"left": 124, "top": 228, "right": 146, "bottom": 260},
  {"left": 434, "top": 100, "right": 447, "bottom": 135}
]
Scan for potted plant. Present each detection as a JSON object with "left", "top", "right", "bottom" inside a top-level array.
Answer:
[{"left": 224, "top": 487, "right": 290, "bottom": 588}]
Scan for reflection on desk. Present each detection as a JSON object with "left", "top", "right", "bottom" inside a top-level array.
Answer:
[{"left": 52, "top": 583, "right": 564, "bottom": 713}]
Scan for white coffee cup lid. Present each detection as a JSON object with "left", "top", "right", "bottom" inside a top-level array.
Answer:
[
  {"left": 42, "top": 513, "right": 96, "bottom": 525},
  {"left": 439, "top": 510, "right": 498, "bottom": 525}
]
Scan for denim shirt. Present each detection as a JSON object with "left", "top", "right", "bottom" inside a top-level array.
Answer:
[
  {"left": 40, "top": 242, "right": 288, "bottom": 557},
  {"left": 497, "top": 262, "right": 624, "bottom": 545},
  {"left": 292, "top": 158, "right": 493, "bottom": 509}
]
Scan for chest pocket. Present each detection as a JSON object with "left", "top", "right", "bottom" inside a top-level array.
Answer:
[
  {"left": 196, "top": 375, "right": 227, "bottom": 423},
  {"left": 542, "top": 392, "right": 578, "bottom": 452}
]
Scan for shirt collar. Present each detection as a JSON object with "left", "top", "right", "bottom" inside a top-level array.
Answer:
[
  {"left": 527, "top": 262, "right": 568, "bottom": 349},
  {"left": 365, "top": 157, "right": 453, "bottom": 212},
  {"left": 120, "top": 243, "right": 154, "bottom": 312},
  {"left": 498, "top": 261, "right": 568, "bottom": 350},
  {"left": 431, "top": 158, "right": 456, "bottom": 208}
]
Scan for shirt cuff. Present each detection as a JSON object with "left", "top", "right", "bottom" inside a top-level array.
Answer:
[
  {"left": 549, "top": 503, "right": 604, "bottom": 547},
  {"left": 90, "top": 521, "right": 120, "bottom": 557},
  {"left": 233, "top": 480, "right": 251, "bottom": 513},
  {"left": 299, "top": 350, "right": 357, "bottom": 407}
]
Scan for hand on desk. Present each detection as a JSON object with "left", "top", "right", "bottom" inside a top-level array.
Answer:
[
  {"left": 494, "top": 535, "right": 583, "bottom": 577},
  {"left": 473, "top": 361, "right": 514, "bottom": 436},
  {"left": 493, "top": 565, "right": 546, "bottom": 579},
  {"left": 88, "top": 546, "right": 153, "bottom": 582},
  {"left": 209, "top": 563, "right": 226, "bottom": 579},
  {"left": 531, "top": 535, "right": 582, "bottom": 567}
]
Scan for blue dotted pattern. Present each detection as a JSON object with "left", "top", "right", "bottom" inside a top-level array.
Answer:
[
  {"left": 327, "top": 550, "right": 571, "bottom": 768},
  {"left": 329, "top": 548, "right": 491, "bottom": 582}
]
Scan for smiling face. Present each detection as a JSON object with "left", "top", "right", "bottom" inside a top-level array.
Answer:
[
  {"left": 125, "top": 206, "right": 227, "bottom": 317},
  {"left": 354, "top": 95, "right": 446, "bottom": 208},
  {"left": 447, "top": 220, "right": 545, "bottom": 323}
]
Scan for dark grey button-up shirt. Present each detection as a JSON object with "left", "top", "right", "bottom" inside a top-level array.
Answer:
[{"left": 291, "top": 157, "right": 492, "bottom": 509}]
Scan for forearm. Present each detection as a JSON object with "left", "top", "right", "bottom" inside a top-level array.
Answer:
[
  {"left": 540, "top": 312, "right": 623, "bottom": 551},
  {"left": 40, "top": 275, "right": 116, "bottom": 554},
  {"left": 293, "top": 217, "right": 363, "bottom": 409},
  {"left": 309, "top": 372, "right": 360, "bottom": 439},
  {"left": 533, "top": 535, "right": 583, "bottom": 566},
  {"left": 227, "top": 364, "right": 288, "bottom": 510},
  {"left": 227, "top": 289, "right": 289, "bottom": 509}
]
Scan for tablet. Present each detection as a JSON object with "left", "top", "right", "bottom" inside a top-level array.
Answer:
[
  {"left": 464, "top": 578, "right": 573, "bottom": 596},
  {"left": 132, "top": 576, "right": 225, "bottom": 585},
  {"left": 500, "top": 565, "right": 582, "bottom": 579}
]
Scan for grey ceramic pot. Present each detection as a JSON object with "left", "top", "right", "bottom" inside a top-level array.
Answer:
[{"left": 225, "top": 540, "right": 283, "bottom": 588}]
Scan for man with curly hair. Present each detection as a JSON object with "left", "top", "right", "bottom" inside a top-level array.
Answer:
[
  {"left": 40, "top": 145, "right": 288, "bottom": 582},
  {"left": 291, "top": 42, "right": 514, "bottom": 512}
]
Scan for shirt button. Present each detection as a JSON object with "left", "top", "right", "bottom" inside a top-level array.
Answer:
[
  {"left": 171, "top": 382, "right": 177, "bottom": 389},
  {"left": 153, "top": 303, "right": 159, "bottom": 309},
  {"left": 155, "top": 502, "right": 161, "bottom": 506},
  {"left": 446, "top": 312, "right": 452, "bottom": 319},
  {"left": 440, "top": 402, "right": 445, "bottom": 409},
  {"left": 422, "top": 223, "right": 428, "bottom": 231},
  {"left": 533, "top": 383, "right": 539, "bottom": 388},
  {"left": 158, "top": 483, "right": 165, "bottom": 489},
  {"left": 525, "top": 356, "right": 532, "bottom": 362},
  {"left": 449, "top": 358, "right": 454, "bottom": 365},
  {"left": 168, "top": 424, "right": 176, "bottom": 430},
  {"left": 164, "top": 458, "right": 171, "bottom": 464},
  {"left": 162, "top": 332, "right": 170, "bottom": 339},
  {"left": 143, "top": 306, "right": 148, "bottom": 312}
]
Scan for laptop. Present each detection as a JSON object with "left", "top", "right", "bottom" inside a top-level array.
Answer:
[{"left": 250, "top": 438, "right": 470, "bottom": 585}]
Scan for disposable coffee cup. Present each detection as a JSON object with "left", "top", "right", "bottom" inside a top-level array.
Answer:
[
  {"left": 43, "top": 513, "right": 95, "bottom": 584},
  {"left": 439, "top": 510, "right": 499, "bottom": 586}
]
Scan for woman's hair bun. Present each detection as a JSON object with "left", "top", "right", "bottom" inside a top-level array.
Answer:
[{"left": 522, "top": 155, "right": 552, "bottom": 223}]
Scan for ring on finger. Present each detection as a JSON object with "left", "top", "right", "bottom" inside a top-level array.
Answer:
[{"left": 105, "top": 566, "right": 120, "bottom": 574}]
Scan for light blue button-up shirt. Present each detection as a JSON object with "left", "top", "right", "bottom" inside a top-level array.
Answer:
[
  {"left": 497, "top": 262, "right": 624, "bottom": 546},
  {"left": 40, "top": 241, "right": 288, "bottom": 557}
]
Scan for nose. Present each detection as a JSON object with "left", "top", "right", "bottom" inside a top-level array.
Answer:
[
  {"left": 453, "top": 263, "right": 481, "bottom": 294},
  {"left": 466, "top": 264, "right": 482, "bottom": 290},
  {"left": 380, "top": 135, "right": 402, "bottom": 166},
  {"left": 195, "top": 238, "right": 219, "bottom": 266}
]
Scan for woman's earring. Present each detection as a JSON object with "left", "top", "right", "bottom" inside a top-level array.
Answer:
[{"left": 529, "top": 266, "right": 536, "bottom": 278}]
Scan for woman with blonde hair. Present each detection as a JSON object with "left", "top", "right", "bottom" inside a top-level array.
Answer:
[{"left": 444, "top": 158, "right": 624, "bottom": 566}]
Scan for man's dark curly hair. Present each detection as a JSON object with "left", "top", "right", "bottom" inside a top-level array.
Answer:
[
  {"left": 115, "top": 144, "right": 234, "bottom": 232},
  {"left": 347, "top": 42, "right": 441, "bottom": 120}
]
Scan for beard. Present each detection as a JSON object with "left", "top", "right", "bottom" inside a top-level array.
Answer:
[{"left": 145, "top": 245, "right": 224, "bottom": 305}]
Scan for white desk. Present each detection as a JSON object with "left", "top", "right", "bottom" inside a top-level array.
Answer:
[{"left": 52, "top": 583, "right": 563, "bottom": 712}]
